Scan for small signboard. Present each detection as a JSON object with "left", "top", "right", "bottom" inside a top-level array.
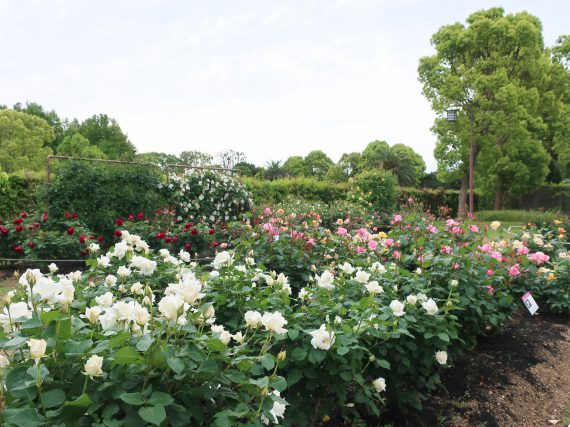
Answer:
[{"left": 522, "top": 292, "right": 539, "bottom": 315}]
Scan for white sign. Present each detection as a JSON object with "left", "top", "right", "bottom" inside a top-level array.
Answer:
[{"left": 522, "top": 292, "right": 539, "bottom": 315}]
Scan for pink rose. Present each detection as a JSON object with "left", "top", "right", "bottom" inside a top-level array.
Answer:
[
  {"left": 393, "top": 250, "right": 401, "bottom": 259},
  {"left": 384, "top": 238, "right": 394, "bottom": 247},
  {"left": 356, "top": 246, "right": 365, "bottom": 253},
  {"left": 517, "top": 246, "right": 529, "bottom": 255},
  {"left": 528, "top": 252, "right": 549, "bottom": 265},
  {"left": 263, "top": 207, "right": 273, "bottom": 216},
  {"left": 336, "top": 227, "right": 348, "bottom": 236},
  {"left": 485, "top": 285, "right": 494, "bottom": 295},
  {"left": 508, "top": 264, "right": 521, "bottom": 277},
  {"left": 368, "top": 240, "right": 378, "bottom": 251},
  {"left": 469, "top": 225, "right": 479, "bottom": 233},
  {"left": 486, "top": 269, "right": 494, "bottom": 276},
  {"left": 393, "top": 214, "right": 402, "bottom": 223}
]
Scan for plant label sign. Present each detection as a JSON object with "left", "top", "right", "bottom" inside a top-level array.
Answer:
[{"left": 522, "top": 292, "right": 539, "bottom": 315}]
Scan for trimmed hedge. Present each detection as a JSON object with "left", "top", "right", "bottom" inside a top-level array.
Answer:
[{"left": 242, "top": 177, "right": 348, "bottom": 205}]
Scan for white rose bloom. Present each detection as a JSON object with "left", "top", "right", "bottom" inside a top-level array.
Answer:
[
  {"left": 245, "top": 257, "right": 255, "bottom": 266},
  {"left": 261, "top": 312, "right": 288, "bottom": 334},
  {"left": 68, "top": 270, "right": 83, "bottom": 282},
  {"left": 269, "top": 397, "right": 287, "bottom": 424},
  {"left": 340, "top": 262, "right": 355, "bottom": 275},
  {"left": 164, "top": 255, "right": 179, "bottom": 265},
  {"left": 389, "top": 300, "right": 406, "bottom": 317},
  {"left": 354, "top": 270, "right": 371, "bottom": 283},
  {"left": 422, "top": 298, "right": 439, "bottom": 315},
  {"left": 84, "top": 354, "right": 104, "bottom": 377},
  {"left": 28, "top": 338, "right": 47, "bottom": 362},
  {"left": 316, "top": 270, "right": 335, "bottom": 290},
  {"left": 370, "top": 262, "right": 387, "bottom": 274},
  {"left": 99, "top": 308, "right": 118, "bottom": 331},
  {"left": 264, "top": 275, "right": 275, "bottom": 286},
  {"left": 158, "top": 295, "right": 185, "bottom": 321},
  {"left": 450, "top": 280, "right": 459, "bottom": 287},
  {"left": 178, "top": 279, "right": 204, "bottom": 304},
  {"left": 95, "top": 292, "right": 114, "bottom": 308},
  {"left": 233, "top": 331, "right": 245, "bottom": 343},
  {"left": 365, "top": 281, "right": 384, "bottom": 295},
  {"left": 212, "top": 251, "right": 233, "bottom": 269},
  {"left": 308, "top": 324, "right": 335, "bottom": 350},
  {"left": 203, "top": 305, "right": 215, "bottom": 320},
  {"left": 490, "top": 221, "right": 501, "bottom": 230},
  {"left": 135, "top": 306, "right": 150, "bottom": 326},
  {"left": 211, "top": 324, "right": 224, "bottom": 333},
  {"left": 117, "top": 266, "right": 132, "bottom": 278},
  {"left": 97, "top": 255, "right": 111, "bottom": 268},
  {"left": 416, "top": 268, "right": 422, "bottom": 275},
  {"left": 244, "top": 310, "right": 262, "bottom": 328},
  {"left": 82, "top": 306, "right": 102, "bottom": 324},
  {"left": 178, "top": 250, "right": 191, "bottom": 263},
  {"left": 48, "top": 263, "right": 58, "bottom": 273},
  {"left": 31, "top": 276, "right": 62, "bottom": 304},
  {"left": 88, "top": 243, "right": 100, "bottom": 253},
  {"left": 0, "top": 354, "right": 9, "bottom": 367},
  {"left": 209, "top": 271, "right": 220, "bottom": 279},
  {"left": 61, "top": 282, "right": 75, "bottom": 304},
  {"left": 129, "top": 256, "right": 157, "bottom": 276},
  {"left": 2, "top": 302, "right": 32, "bottom": 323},
  {"left": 131, "top": 282, "right": 143, "bottom": 295},
  {"left": 373, "top": 377, "right": 386, "bottom": 393},
  {"left": 106, "top": 275, "right": 118, "bottom": 287},
  {"left": 435, "top": 350, "right": 448, "bottom": 365},
  {"left": 158, "top": 249, "right": 170, "bottom": 258},
  {"left": 416, "top": 293, "right": 428, "bottom": 302},
  {"left": 113, "top": 301, "right": 137, "bottom": 322},
  {"left": 219, "top": 330, "right": 232, "bottom": 345},
  {"left": 406, "top": 295, "right": 418, "bottom": 305},
  {"left": 112, "top": 240, "right": 129, "bottom": 260},
  {"left": 298, "top": 288, "right": 309, "bottom": 301},
  {"left": 235, "top": 264, "right": 247, "bottom": 273}
]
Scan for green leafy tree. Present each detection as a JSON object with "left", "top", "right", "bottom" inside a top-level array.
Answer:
[
  {"left": 263, "top": 160, "right": 285, "bottom": 181},
  {"left": 135, "top": 152, "right": 181, "bottom": 166},
  {"left": 216, "top": 149, "right": 246, "bottom": 169},
  {"left": 359, "top": 141, "right": 423, "bottom": 186},
  {"left": 57, "top": 133, "right": 107, "bottom": 159},
  {"left": 391, "top": 144, "right": 426, "bottom": 186},
  {"left": 419, "top": 8, "right": 556, "bottom": 210},
  {"left": 234, "top": 161, "right": 260, "bottom": 177},
  {"left": 71, "top": 114, "right": 136, "bottom": 160},
  {"left": 0, "top": 109, "right": 54, "bottom": 173},
  {"left": 179, "top": 150, "right": 213, "bottom": 167},
  {"left": 360, "top": 140, "right": 390, "bottom": 170},
  {"left": 13, "top": 102, "right": 65, "bottom": 152},
  {"left": 305, "top": 150, "right": 333, "bottom": 177},
  {"left": 282, "top": 156, "right": 309, "bottom": 177}
]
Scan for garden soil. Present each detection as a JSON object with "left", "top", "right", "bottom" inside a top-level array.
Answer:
[{"left": 397, "top": 312, "right": 570, "bottom": 427}]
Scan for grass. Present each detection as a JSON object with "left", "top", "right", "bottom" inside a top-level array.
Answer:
[{"left": 475, "top": 209, "right": 567, "bottom": 224}]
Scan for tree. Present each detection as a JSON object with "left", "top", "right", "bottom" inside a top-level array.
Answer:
[
  {"left": 326, "top": 152, "right": 361, "bottom": 182},
  {"left": 13, "top": 102, "right": 65, "bottom": 152},
  {"left": 282, "top": 156, "right": 309, "bottom": 177},
  {"left": 135, "top": 152, "right": 181, "bottom": 167},
  {"left": 179, "top": 150, "right": 213, "bottom": 168},
  {"left": 57, "top": 133, "right": 107, "bottom": 159},
  {"left": 419, "top": 8, "right": 556, "bottom": 210},
  {"left": 359, "top": 141, "right": 424, "bottom": 186},
  {"left": 391, "top": 144, "right": 426, "bottom": 185},
  {"left": 304, "top": 150, "right": 333, "bottom": 177},
  {"left": 0, "top": 110, "right": 54, "bottom": 172},
  {"left": 234, "top": 161, "right": 260, "bottom": 177},
  {"left": 263, "top": 160, "right": 285, "bottom": 181},
  {"left": 360, "top": 140, "right": 390, "bottom": 170},
  {"left": 72, "top": 114, "right": 136, "bottom": 160},
  {"left": 216, "top": 150, "right": 246, "bottom": 169}
]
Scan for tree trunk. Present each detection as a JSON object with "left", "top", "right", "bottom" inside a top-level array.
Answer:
[
  {"left": 494, "top": 182, "right": 504, "bottom": 210},
  {"left": 458, "top": 173, "right": 468, "bottom": 216}
]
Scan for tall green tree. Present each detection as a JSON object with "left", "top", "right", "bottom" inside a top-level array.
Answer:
[
  {"left": 0, "top": 110, "right": 54, "bottom": 173},
  {"left": 234, "top": 161, "right": 260, "bottom": 177},
  {"left": 13, "top": 102, "right": 65, "bottom": 152},
  {"left": 263, "top": 160, "right": 285, "bottom": 181},
  {"left": 57, "top": 133, "right": 106, "bottom": 159},
  {"left": 179, "top": 150, "right": 213, "bottom": 167},
  {"left": 418, "top": 8, "right": 557, "bottom": 210},
  {"left": 282, "top": 156, "right": 309, "bottom": 177},
  {"left": 359, "top": 141, "right": 424, "bottom": 186},
  {"left": 304, "top": 150, "right": 333, "bottom": 177}
]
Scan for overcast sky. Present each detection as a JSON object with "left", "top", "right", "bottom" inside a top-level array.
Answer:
[{"left": 1, "top": 0, "right": 568, "bottom": 171}]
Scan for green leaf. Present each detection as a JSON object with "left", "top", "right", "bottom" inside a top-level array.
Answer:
[
  {"left": 138, "top": 405, "right": 166, "bottom": 426},
  {"left": 260, "top": 354, "right": 275, "bottom": 371},
  {"left": 43, "top": 388, "right": 66, "bottom": 408},
  {"left": 2, "top": 408, "right": 46, "bottom": 426},
  {"left": 377, "top": 359, "right": 390, "bottom": 370},
  {"left": 108, "top": 332, "right": 131, "bottom": 348},
  {"left": 336, "top": 346, "right": 349, "bottom": 356},
  {"left": 64, "top": 392, "right": 92, "bottom": 407},
  {"left": 167, "top": 357, "right": 185, "bottom": 374},
  {"left": 111, "top": 346, "right": 142, "bottom": 365},
  {"left": 290, "top": 347, "right": 307, "bottom": 361},
  {"left": 136, "top": 335, "right": 154, "bottom": 352},
  {"left": 1, "top": 336, "right": 29, "bottom": 350},
  {"left": 119, "top": 392, "right": 144, "bottom": 405},
  {"left": 287, "top": 368, "right": 302, "bottom": 387},
  {"left": 270, "top": 376, "right": 287, "bottom": 392},
  {"left": 64, "top": 339, "right": 93, "bottom": 355},
  {"left": 149, "top": 391, "right": 174, "bottom": 406},
  {"left": 287, "top": 329, "right": 300, "bottom": 340},
  {"left": 437, "top": 332, "right": 450, "bottom": 342},
  {"left": 248, "top": 376, "right": 269, "bottom": 389},
  {"left": 207, "top": 338, "right": 227, "bottom": 353}
]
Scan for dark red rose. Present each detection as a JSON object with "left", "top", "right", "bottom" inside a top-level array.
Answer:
[
  {"left": 114, "top": 230, "right": 122, "bottom": 237},
  {"left": 209, "top": 228, "right": 215, "bottom": 235},
  {"left": 97, "top": 235, "right": 104, "bottom": 243},
  {"left": 20, "top": 212, "right": 27, "bottom": 218},
  {"left": 128, "top": 215, "right": 135, "bottom": 221},
  {"left": 172, "top": 236, "right": 179, "bottom": 243},
  {"left": 115, "top": 219, "right": 124, "bottom": 227},
  {"left": 185, "top": 243, "right": 191, "bottom": 250},
  {"left": 165, "top": 236, "right": 172, "bottom": 244},
  {"left": 80, "top": 250, "right": 89, "bottom": 257},
  {"left": 213, "top": 241, "right": 219, "bottom": 247},
  {"left": 15, "top": 225, "right": 24, "bottom": 232},
  {"left": 13, "top": 218, "right": 22, "bottom": 225},
  {"left": 64, "top": 212, "right": 71, "bottom": 218},
  {"left": 185, "top": 223, "right": 192, "bottom": 229},
  {"left": 190, "top": 229, "right": 198, "bottom": 236},
  {"left": 72, "top": 213, "right": 78, "bottom": 219},
  {"left": 90, "top": 235, "right": 95, "bottom": 239},
  {"left": 0, "top": 227, "right": 8, "bottom": 235},
  {"left": 67, "top": 227, "right": 75, "bottom": 235},
  {"left": 27, "top": 241, "right": 35, "bottom": 248},
  {"left": 79, "top": 235, "right": 86, "bottom": 243},
  {"left": 33, "top": 222, "right": 40, "bottom": 229},
  {"left": 156, "top": 232, "right": 166, "bottom": 239},
  {"left": 13, "top": 245, "right": 23, "bottom": 253},
  {"left": 42, "top": 214, "right": 48, "bottom": 222},
  {"left": 137, "top": 212, "right": 145, "bottom": 219}
]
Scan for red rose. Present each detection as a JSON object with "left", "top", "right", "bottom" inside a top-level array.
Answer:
[
  {"left": 209, "top": 228, "right": 215, "bottom": 235},
  {"left": 137, "top": 212, "right": 145, "bottom": 219},
  {"left": 172, "top": 236, "right": 179, "bottom": 243},
  {"left": 13, "top": 245, "right": 23, "bottom": 253},
  {"left": 15, "top": 225, "right": 24, "bottom": 232},
  {"left": 27, "top": 241, "right": 35, "bottom": 248},
  {"left": 42, "top": 214, "right": 48, "bottom": 222},
  {"left": 114, "top": 230, "right": 122, "bottom": 237},
  {"left": 20, "top": 212, "right": 27, "bottom": 218},
  {"left": 128, "top": 215, "right": 135, "bottom": 221},
  {"left": 156, "top": 232, "right": 166, "bottom": 239},
  {"left": 185, "top": 223, "right": 192, "bottom": 229},
  {"left": 115, "top": 219, "right": 124, "bottom": 227},
  {"left": 190, "top": 229, "right": 198, "bottom": 236},
  {"left": 79, "top": 235, "right": 86, "bottom": 243},
  {"left": 80, "top": 249, "right": 89, "bottom": 257},
  {"left": 165, "top": 236, "right": 172, "bottom": 243},
  {"left": 67, "top": 227, "right": 75, "bottom": 235},
  {"left": 13, "top": 218, "right": 22, "bottom": 225},
  {"left": 213, "top": 241, "right": 219, "bottom": 247},
  {"left": 97, "top": 235, "right": 104, "bottom": 243},
  {"left": 0, "top": 227, "right": 8, "bottom": 235},
  {"left": 72, "top": 213, "right": 78, "bottom": 219},
  {"left": 64, "top": 212, "right": 71, "bottom": 218},
  {"left": 90, "top": 235, "right": 95, "bottom": 239},
  {"left": 185, "top": 243, "right": 191, "bottom": 250},
  {"left": 33, "top": 222, "right": 40, "bottom": 229}
]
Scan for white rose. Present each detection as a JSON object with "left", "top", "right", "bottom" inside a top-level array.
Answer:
[
  {"left": 117, "top": 266, "right": 131, "bottom": 278},
  {"left": 158, "top": 295, "right": 185, "bottom": 321},
  {"left": 97, "top": 255, "right": 111, "bottom": 268},
  {"left": 48, "top": 263, "right": 58, "bottom": 273},
  {"left": 99, "top": 309, "right": 118, "bottom": 331},
  {"left": 61, "top": 282, "right": 75, "bottom": 304},
  {"left": 88, "top": 243, "right": 100, "bottom": 253},
  {"left": 435, "top": 350, "right": 448, "bottom": 365},
  {"left": 450, "top": 280, "right": 459, "bottom": 287},
  {"left": 389, "top": 300, "right": 406, "bottom": 317},
  {"left": 178, "top": 250, "right": 191, "bottom": 263},
  {"left": 112, "top": 240, "right": 129, "bottom": 260},
  {"left": 406, "top": 295, "right": 418, "bottom": 305},
  {"left": 212, "top": 251, "right": 233, "bottom": 269},
  {"left": 340, "top": 262, "right": 354, "bottom": 275},
  {"left": 370, "top": 262, "right": 386, "bottom": 274},
  {"left": 233, "top": 331, "right": 245, "bottom": 344},
  {"left": 308, "top": 324, "right": 335, "bottom": 350},
  {"left": 244, "top": 310, "right": 262, "bottom": 328},
  {"left": 0, "top": 354, "right": 9, "bottom": 367},
  {"left": 354, "top": 270, "right": 371, "bottom": 283},
  {"left": 373, "top": 377, "right": 386, "bottom": 393},
  {"left": 113, "top": 301, "right": 137, "bottom": 322},
  {"left": 95, "top": 292, "right": 114, "bottom": 308},
  {"left": 4, "top": 301, "right": 32, "bottom": 322},
  {"left": 84, "top": 354, "right": 104, "bottom": 377},
  {"left": 316, "top": 270, "right": 335, "bottom": 290},
  {"left": 129, "top": 256, "right": 157, "bottom": 276},
  {"left": 365, "top": 281, "right": 383, "bottom": 295},
  {"left": 82, "top": 306, "right": 102, "bottom": 324},
  {"left": 106, "top": 275, "right": 118, "bottom": 287},
  {"left": 28, "top": 338, "right": 47, "bottom": 361},
  {"left": 490, "top": 221, "right": 501, "bottom": 230},
  {"left": 219, "top": 330, "right": 232, "bottom": 345},
  {"left": 131, "top": 282, "right": 143, "bottom": 295},
  {"left": 422, "top": 298, "right": 439, "bottom": 315},
  {"left": 261, "top": 312, "right": 288, "bottom": 334},
  {"left": 135, "top": 306, "right": 150, "bottom": 326}
]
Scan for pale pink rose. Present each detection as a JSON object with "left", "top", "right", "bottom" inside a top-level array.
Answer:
[
  {"left": 478, "top": 243, "right": 492, "bottom": 253},
  {"left": 263, "top": 207, "right": 273, "bottom": 216},
  {"left": 453, "top": 263, "right": 460, "bottom": 270},
  {"left": 393, "top": 250, "right": 401, "bottom": 259},
  {"left": 441, "top": 245, "right": 452, "bottom": 255},
  {"left": 426, "top": 225, "right": 437, "bottom": 233},
  {"left": 486, "top": 269, "right": 494, "bottom": 276},
  {"left": 393, "top": 214, "right": 402, "bottom": 223},
  {"left": 336, "top": 227, "right": 348, "bottom": 236},
  {"left": 451, "top": 226, "right": 461, "bottom": 234},
  {"left": 528, "top": 252, "right": 549, "bottom": 265},
  {"left": 490, "top": 251, "right": 502, "bottom": 261},
  {"left": 485, "top": 285, "right": 494, "bottom": 295},
  {"left": 446, "top": 219, "right": 458, "bottom": 227},
  {"left": 469, "top": 225, "right": 479, "bottom": 233},
  {"left": 356, "top": 246, "right": 365, "bottom": 253},
  {"left": 368, "top": 240, "right": 378, "bottom": 251},
  {"left": 384, "top": 238, "right": 394, "bottom": 247},
  {"left": 508, "top": 264, "right": 521, "bottom": 277},
  {"left": 517, "top": 246, "right": 529, "bottom": 255}
]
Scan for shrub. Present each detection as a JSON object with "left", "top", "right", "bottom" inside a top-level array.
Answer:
[
  {"left": 46, "top": 161, "right": 165, "bottom": 238},
  {"left": 352, "top": 170, "right": 399, "bottom": 214},
  {"left": 0, "top": 173, "right": 42, "bottom": 220},
  {"left": 243, "top": 177, "right": 348, "bottom": 205},
  {"left": 399, "top": 187, "right": 460, "bottom": 218}
]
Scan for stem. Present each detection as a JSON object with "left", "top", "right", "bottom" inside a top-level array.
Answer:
[
  {"left": 82, "top": 374, "right": 89, "bottom": 394},
  {"left": 37, "top": 363, "right": 46, "bottom": 413}
]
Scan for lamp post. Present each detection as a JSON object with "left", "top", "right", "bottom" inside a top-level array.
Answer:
[{"left": 447, "top": 107, "right": 474, "bottom": 216}]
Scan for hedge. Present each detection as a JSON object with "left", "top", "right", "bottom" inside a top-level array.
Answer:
[
  {"left": 242, "top": 177, "right": 348, "bottom": 205},
  {"left": 0, "top": 172, "right": 43, "bottom": 220}
]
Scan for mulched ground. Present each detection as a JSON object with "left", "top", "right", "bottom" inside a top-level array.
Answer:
[{"left": 399, "top": 312, "right": 570, "bottom": 427}]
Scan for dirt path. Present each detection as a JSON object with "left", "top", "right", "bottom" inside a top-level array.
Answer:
[{"left": 420, "top": 312, "right": 570, "bottom": 427}]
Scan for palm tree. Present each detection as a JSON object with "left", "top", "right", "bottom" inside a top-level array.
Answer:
[{"left": 263, "top": 160, "right": 285, "bottom": 181}]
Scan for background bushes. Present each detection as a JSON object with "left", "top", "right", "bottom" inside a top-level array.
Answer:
[
  {"left": 0, "top": 172, "right": 42, "bottom": 220},
  {"left": 243, "top": 177, "right": 348, "bottom": 205}
]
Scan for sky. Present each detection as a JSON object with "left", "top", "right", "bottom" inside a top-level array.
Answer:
[{"left": 1, "top": 0, "right": 568, "bottom": 171}]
